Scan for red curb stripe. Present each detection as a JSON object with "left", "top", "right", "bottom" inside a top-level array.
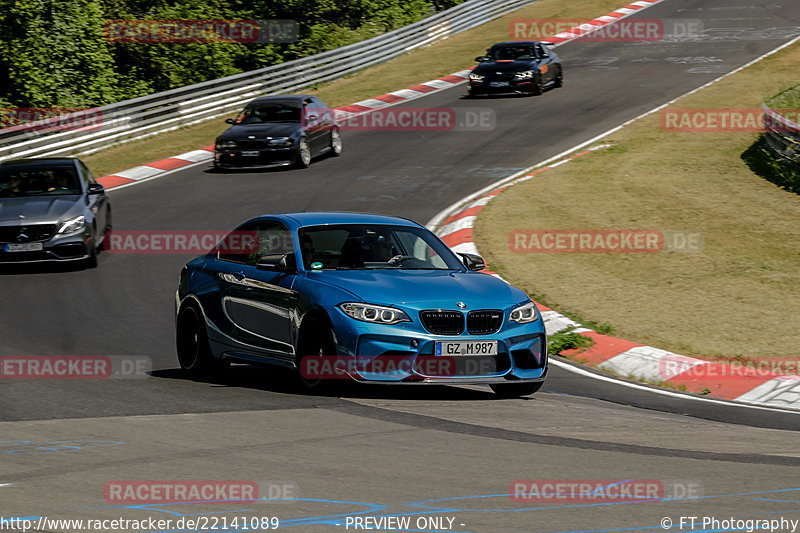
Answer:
[
  {"left": 373, "top": 93, "right": 405, "bottom": 104},
  {"left": 200, "top": 145, "right": 214, "bottom": 152},
  {"left": 440, "top": 74, "right": 468, "bottom": 84},
  {"left": 442, "top": 206, "right": 484, "bottom": 226},
  {"left": 146, "top": 158, "right": 194, "bottom": 171},
  {"left": 439, "top": 228, "right": 472, "bottom": 247},
  {"left": 623, "top": 4, "right": 644, "bottom": 9},
  {"left": 532, "top": 301, "right": 552, "bottom": 312},
  {"left": 562, "top": 332, "right": 643, "bottom": 366},
  {"left": 665, "top": 364, "right": 776, "bottom": 400},
  {"left": 337, "top": 104, "right": 372, "bottom": 113},
  {"left": 407, "top": 84, "right": 439, "bottom": 93},
  {"left": 98, "top": 175, "right": 135, "bottom": 188}
]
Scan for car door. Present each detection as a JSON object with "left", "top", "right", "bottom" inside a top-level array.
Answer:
[
  {"left": 312, "top": 97, "right": 334, "bottom": 152},
  {"left": 214, "top": 221, "right": 299, "bottom": 360},
  {"left": 536, "top": 43, "right": 554, "bottom": 84},
  {"left": 79, "top": 161, "right": 107, "bottom": 238},
  {"left": 302, "top": 97, "right": 325, "bottom": 156}
]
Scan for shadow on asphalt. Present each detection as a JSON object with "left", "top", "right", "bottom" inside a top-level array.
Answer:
[{"left": 151, "top": 363, "right": 496, "bottom": 401}]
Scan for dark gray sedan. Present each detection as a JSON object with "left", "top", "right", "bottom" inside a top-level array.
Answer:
[{"left": 0, "top": 157, "right": 111, "bottom": 268}]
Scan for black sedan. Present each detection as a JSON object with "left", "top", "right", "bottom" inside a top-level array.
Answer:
[
  {"left": 214, "top": 95, "right": 342, "bottom": 170},
  {"left": 468, "top": 41, "right": 562, "bottom": 97},
  {"left": 0, "top": 157, "right": 111, "bottom": 268}
]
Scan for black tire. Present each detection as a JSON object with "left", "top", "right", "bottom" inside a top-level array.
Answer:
[
  {"left": 329, "top": 128, "right": 342, "bottom": 157},
  {"left": 176, "top": 302, "right": 228, "bottom": 376},
  {"left": 97, "top": 209, "right": 112, "bottom": 252},
  {"left": 468, "top": 88, "right": 482, "bottom": 98},
  {"left": 490, "top": 381, "right": 543, "bottom": 398},
  {"left": 213, "top": 161, "right": 227, "bottom": 173},
  {"left": 294, "top": 318, "right": 337, "bottom": 393},
  {"left": 294, "top": 138, "right": 311, "bottom": 169},
  {"left": 531, "top": 75, "right": 544, "bottom": 96},
  {"left": 84, "top": 236, "right": 98, "bottom": 269},
  {"left": 553, "top": 67, "right": 563, "bottom": 88}
]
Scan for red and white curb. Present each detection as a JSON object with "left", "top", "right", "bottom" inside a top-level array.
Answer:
[
  {"left": 429, "top": 148, "right": 800, "bottom": 412},
  {"left": 545, "top": 0, "right": 666, "bottom": 45}
]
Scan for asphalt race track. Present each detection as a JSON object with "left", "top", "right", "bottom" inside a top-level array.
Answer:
[{"left": 1, "top": 0, "right": 799, "bottom": 531}]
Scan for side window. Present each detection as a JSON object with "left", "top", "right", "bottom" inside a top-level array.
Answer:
[
  {"left": 78, "top": 162, "right": 95, "bottom": 185},
  {"left": 312, "top": 97, "right": 330, "bottom": 122},
  {"left": 537, "top": 44, "right": 549, "bottom": 58},
  {"left": 218, "top": 222, "right": 294, "bottom": 266}
]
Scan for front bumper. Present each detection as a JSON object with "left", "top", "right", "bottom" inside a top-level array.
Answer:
[
  {"left": 469, "top": 79, "right": 535, "bottom": 94},
  {"left": 0, "top": 234, "right": 90, "bottom": 264},
  {"left": 214, "top": 147, "right": 295, "bottom": 168},
  {"left": 319, "top": 310, "right": 547, "bottom": 384}
]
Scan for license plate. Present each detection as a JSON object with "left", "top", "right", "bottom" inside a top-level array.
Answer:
[
  {"left": 435, "top": 340, "right": 498, "bottom": 356},
  {"left": 489, "top": 81, "right": 509, "bottom": 87},
  {"left": 4, "top": 242, "right": 43, "bottom": 252},
  {"left": 240, "top": 151, "right": 259, "bottom": 157}
]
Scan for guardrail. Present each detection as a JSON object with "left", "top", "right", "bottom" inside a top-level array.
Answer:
[
  {"left": 762, "top": 103, "right": 800, "bottom": 166},
  {"left": 0, "top": 0, "right": 531, "bottom": 162}
]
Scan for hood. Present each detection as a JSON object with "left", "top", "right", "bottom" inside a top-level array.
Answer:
[
  {"left": 0, "top": 195, "right": 83, "bottom": 224},
  {"left": 473, "top": 60, "right": 538, "bottom": 74},
  {"left": 217, "top": 123, "right": 301, "bottom": 141},
  {"left": 312, "top": 269, "right": 528, "bottom": 309}
]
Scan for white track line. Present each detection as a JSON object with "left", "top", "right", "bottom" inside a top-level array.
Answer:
[{"left": 550, "top": 359, "right": 800, "bottom": 414}]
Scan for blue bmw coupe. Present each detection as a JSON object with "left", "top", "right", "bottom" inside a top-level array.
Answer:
[{"left": 175, "top": 212, "right": 547, "bottom": 397}]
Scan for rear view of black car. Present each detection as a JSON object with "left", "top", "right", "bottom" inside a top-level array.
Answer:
[
  {"left": 214, "top": 95, "right": 343, "bottom": 170},
  {"left": 0, "top": 157, "right": 111, "bottom": 268},
  {"left": 468, "top": 41, "right": 563, "bottom": 97}
]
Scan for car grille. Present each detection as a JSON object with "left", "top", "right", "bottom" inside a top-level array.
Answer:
[
  {"left": 0, "top": 224, "right": 57, "bottom": 243},
  {"left": 467, "top": 310, "right": 503, "bottom": 335},
  {"left": 485, "top": 72, "right": 516, "bottom": 82},
  {"left": 419, "top": 309, "right": 504, "bottom": 335},
  {"left": 420, "top": 311, "right": 464, "bottom": 335},
  {"left": 236, "top": 139, "right": 270, "bottom": 149}
]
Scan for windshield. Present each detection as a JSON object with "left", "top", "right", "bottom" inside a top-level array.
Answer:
[
  {"left": 0, "top": 165, "right": 81, "bottom": 198},
  {"left": 488, "top": 45, "right": 536, "bottom": 61},
  {"left": 236, "top": 103, "right": 301, "bottom": 124},
  {"left": 298, "top": 224, "right": 464, "bottom": 271}
]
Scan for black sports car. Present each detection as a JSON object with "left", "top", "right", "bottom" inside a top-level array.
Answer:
[
  {"left": 468, "top": 41, "right": 562, "bottom": 97},
  {"left": 214, "top": 95, "right": 342, "bottom": 170},
  {"left": 0, "top": 157, "right": 111, "bottom": 268}
]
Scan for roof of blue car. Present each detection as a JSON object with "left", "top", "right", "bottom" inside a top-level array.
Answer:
[{"left": 272, "top": 212, "right": 422, "bottom": 227}]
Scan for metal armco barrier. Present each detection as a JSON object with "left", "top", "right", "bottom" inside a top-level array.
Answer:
[
  {"left": 763, "top": 103, "right": 800, "bottom": 166},
  {"left": 0, "top": 0, "right": 531, "bottom": 161}
]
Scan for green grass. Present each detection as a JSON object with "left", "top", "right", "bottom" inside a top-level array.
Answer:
[{"left": 475, "top": 41, "right": 800, "bottom": 360}]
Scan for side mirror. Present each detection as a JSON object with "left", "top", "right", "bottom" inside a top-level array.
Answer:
[
  {"left": 458, "top": 252, "right": 485, "bottom": 271},
  {"left": 225, "top": 118, "right": 235, "bottom": 124},
  {"left": 475, "top": 56, "right": 488, "bottom": 62},
  {"left": 256, "top": 253, "right": 297, "bottom": 273},
  {"left": 87, "top": 182, "right": 105, "bottom": 195},
  {"left": 307, "top": 113, "right": 318, "bottom": 122}
]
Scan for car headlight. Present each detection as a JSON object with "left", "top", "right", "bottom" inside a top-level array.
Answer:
[
  {"left": 268, "top": 137, "right": 293, "bottom": 147},
  {"left": 514, "top": 71, "right": 534, "bottom": 79},
  {"left": 510, "top": 301, "right": 539, "bottom": 324},
  {"left": 469, "top": 73, "right": 485, "bottom": 80},
  {"left": 339, "top": 303, "right": 410, "bottom": 325},
  {"left": 57, "top": 215, "right": 85, "bottom": 235},
  {"left": 216, "top": 140, "right": 237, "bottom": 149}
]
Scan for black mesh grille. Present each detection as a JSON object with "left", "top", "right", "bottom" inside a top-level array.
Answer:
[
  {"left": 467, "top": 310, "right": 503, "bottom": 335},
  {"left": 0, "top": 224, "right": 57, "bottom": 243},
  {"left": 236, "top": 139, "right": 269, "bottom": 149},
  {"left": 420, "top": 310, "right": 464, "bottom": 335}
]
